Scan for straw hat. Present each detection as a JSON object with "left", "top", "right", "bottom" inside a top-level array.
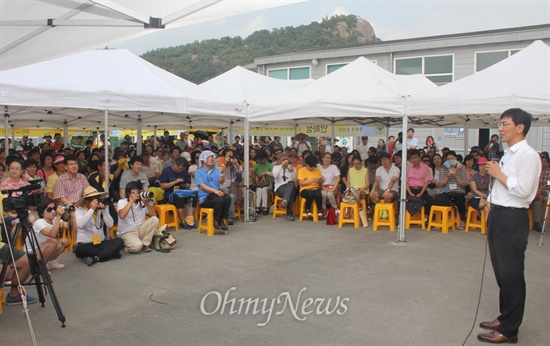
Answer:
[{"left": 76, "top": 186, "right": 108, "bottom": 206}]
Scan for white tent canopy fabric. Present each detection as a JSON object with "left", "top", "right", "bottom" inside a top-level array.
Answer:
[
  {"left": 408, "top": 40, "right": 550, "bottom": 127},
  {"left": 0, "top": 49, "right": 243, "bottom": 127},
  {"left": 200, "top": 66, "right": 313, "bottom": 103},
  {"left": 247, "top": 56, "right": 437, "bottom": 124},
  {"left": 0, "top": 0, "right": 301, "bottom": 71}
]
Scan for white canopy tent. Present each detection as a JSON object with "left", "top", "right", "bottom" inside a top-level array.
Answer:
[
  {"left": 248, "top": 56, "right": 438, "bottom": 242},
  {"left": 201, "top": 65, "right": 314, "bottom": 221},
  {"left": 0, "top": 0, "right": 301, "bottom": 70},
  {"left": 408, "top": 40, "right": 550, "bottom": 126}
]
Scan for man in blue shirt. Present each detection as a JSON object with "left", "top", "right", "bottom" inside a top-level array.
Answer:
[
  {"left": 195, "top": 151, "right": 231, "bottom": 232},
  {"left": 159, "top": 157, "right": 196, "bottom": 229}
]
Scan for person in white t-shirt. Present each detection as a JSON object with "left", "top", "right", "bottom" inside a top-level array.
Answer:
[
  {"left": 27, "top": 199, "right": 70, "bottom": 269},
  {"left": 318, "top": 152, "right": 341, "bottom": 210}
]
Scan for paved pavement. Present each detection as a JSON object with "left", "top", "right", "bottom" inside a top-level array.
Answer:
[{"left": 1, "top": 215, "right": 549, "bottom": 345}]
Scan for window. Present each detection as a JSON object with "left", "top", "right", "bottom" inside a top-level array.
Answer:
[
  {"left": 268, "top": 66, "right": 310, "bottom": 80},
  {"left": 395, "top": 55, "right": 453, "bottom": 84},
  {"left": 327, "top": 63, "right": 347, "bottom": 74},
  {"left": 475, "top": 49, "right": 521, "bottom": 72}
]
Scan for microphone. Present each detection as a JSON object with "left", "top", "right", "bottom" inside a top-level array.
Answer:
[{"left": 1, "top": 183, "right": 42, "bottom": 195}]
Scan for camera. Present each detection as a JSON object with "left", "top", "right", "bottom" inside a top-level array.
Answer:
[
  {"left": 139, "top": 191, "right": 154, "bottom": 199},
  {"left": 62, "top": 205, "right": 76, "bottom": 212},
  {"left": 1, "top": 184, "right": 44, "bottom": 212}
]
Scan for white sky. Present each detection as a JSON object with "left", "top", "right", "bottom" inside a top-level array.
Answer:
[{"left": 112, "top": 0, "right": 550, "bottom": 55}]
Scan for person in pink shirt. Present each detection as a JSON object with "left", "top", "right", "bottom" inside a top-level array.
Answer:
[{"left": 405, "top": 149, "right": 434, "bottom": 213}]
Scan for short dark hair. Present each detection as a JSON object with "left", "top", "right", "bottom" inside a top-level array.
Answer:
[
  {"left": 38, "top": 198, "right": 57, "bottom": 218},
  {"left": 174, "top": 157, "right": 187, "bottom": 167},
  {"left": 22, "top": 159, "right": 37, "bottom": 170},
  {"left": 304, "top": 154, "right": 318, "bottom": 167},
  {"left": 501, "top": 108, "right": 532, "bottom": 136},
  {"left": 129, "top": 155, "right": 144, "bottom": 166},
  {"left": 63, "top": 154, "right": 78, "bottom": 165},
  {"left": 125, "top": 180, "right": 143, "bottom": 196},
  {"left": 378, "top": 151, "right": 391, "bottom": 160},
  {"left": 366, "top": 155, "right": 379, "bottom": 165},
  {"left": 408, "top": 149, "right": 420, "bottom": 158}
]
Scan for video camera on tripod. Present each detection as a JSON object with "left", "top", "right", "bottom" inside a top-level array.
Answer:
[{"left": 1, "top": 182, "right": 45, "bottom": 214}]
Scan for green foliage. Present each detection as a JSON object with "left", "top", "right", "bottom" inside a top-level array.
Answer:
[{"left": 141, "top": 14, "right": 376, "bottom": 84}]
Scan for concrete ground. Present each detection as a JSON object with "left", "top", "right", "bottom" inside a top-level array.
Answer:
[{"left": 1, "top": 215, "right": 549, "bottom": 346}]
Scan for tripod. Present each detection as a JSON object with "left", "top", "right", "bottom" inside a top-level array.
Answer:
[
  {"left": 0, "top": 209, "right": 66, "bottom": 327},
  {"left": 538, "top": 190, "right": 549, "bottom": 248}
]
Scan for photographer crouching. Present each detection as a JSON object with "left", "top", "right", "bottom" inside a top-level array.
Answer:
[
  {"left": 116, "top": 181, "right": 159, "bottom": 253},
  {"left": 74, "top": 187, "right": 124, "bottom": 266}
]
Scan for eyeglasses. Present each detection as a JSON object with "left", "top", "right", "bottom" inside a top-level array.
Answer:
[
  {"left": 423, "top": 159, "right": 431, "bottom": 163},
  {"left": 226, "top": 156, "right": 234, "bottom": 159},
  {"left": 498, "top": 121, "right": 515, "bottom": 128},
  {"left": 46, "top": 207, "right": 55, "bottom": 212}
]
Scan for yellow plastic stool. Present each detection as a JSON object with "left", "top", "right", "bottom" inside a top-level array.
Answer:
[
  {"left": 428, "top": 205, "right": 455, "bottom": 234},
  {"left": 373, "top": 203, "right": 396, "bottom": 231},
  {"left": 528, "top": 207, "right": 534, "bottom": 230},
  {"left": 338, "top": 202, "right": 360, "bottom": 228},
  {"left": 299, "top": 198, "right": 319, "bottom": 222},
  {"left": 0, "top": 290, "right": 4, "bottom": 315},
  {"left": 272, "top": 195, "right": 287, "bottom": 218},
  {"left": 198, "top": 208, "right": 215, "bottom": 237},
  {"left": 465, "top": 206, "right": 487, "bottom": 234},
  {"left": 234, "top": 203, "right": 244, "bottom": 221},
  {"left": 405, "top": 206, "right": 425, "bottom": 230},
  {"left": 154, "top": 204, "right": 179, "bottom": 232}
]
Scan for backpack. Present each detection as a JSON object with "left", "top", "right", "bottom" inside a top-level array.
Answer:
[{"left": 152, "top": 225, "right": 177, "bottom": 253}]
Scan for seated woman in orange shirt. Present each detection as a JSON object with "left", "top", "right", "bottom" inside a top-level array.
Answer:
[{"left": 297, "top": 155, "right": 324, "bottom": 218}]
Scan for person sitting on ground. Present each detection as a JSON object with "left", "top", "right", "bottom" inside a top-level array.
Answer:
[
  {"left": 0, "top": 241, "right": 38, "bottom": 305},
  {"left": 116, "top": 181, "right": 159, "bottom": 253},
  {"left": 195, "top": 150, "right": 231, "bottom": 232},
  {"left": 273, "top": 153, "right": 297, "bottom": 221},
  {"left": 370, "top": 151, "right": 400, "bottom": 204},
  {"left": 74, "top": 186, "right": 123, "bottom": 265},
  {"left": 297, "top": 155, "right": 324, "bottom": 218},
  {"left": 26, "top": 199, "right": 70, "bottom": 270},
  {"left": 159, "top": 157, "right": 196, "bottom": 229},
  {"left": 319, "top": 152, "right": 340, "bottom": 211},
  {"left": 468, "top": 157, "right": 490, "bottom": 211}
]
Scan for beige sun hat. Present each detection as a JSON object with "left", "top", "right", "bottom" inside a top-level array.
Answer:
[{"left": 76, "top": 186, "right": 109, "bottom": 207}]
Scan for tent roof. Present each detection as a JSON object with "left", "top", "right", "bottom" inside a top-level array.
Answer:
[
  {"left": 0, "top": 49, "right": 243, "bottom": 128},
  {"left": 0, "top": 0, "right": 301, "bottom": 71},
  {"left": 247, "top": 56, "right": 437, "bottom": 125},
  {"left": 200, "top": 66, "right": 312, "bottom": 103},
  {"left": 407, "top": 40, "right": 550, "bottom": 127}
]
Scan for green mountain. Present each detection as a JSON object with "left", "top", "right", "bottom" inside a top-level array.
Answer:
[{"left": 141, "top": 14, "right": 378, "bottom": 84}]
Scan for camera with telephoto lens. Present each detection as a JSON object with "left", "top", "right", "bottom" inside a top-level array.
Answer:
[{"left": 139, "top": 191, "right": 154, "bottom": 199}]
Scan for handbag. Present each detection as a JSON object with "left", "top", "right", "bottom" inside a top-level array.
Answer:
[
  {"left": 253, "top": 174, "right": 271, "bottom": 188},
  {"left": 342, "top": 188, "right": 360, "bottom": 204},
  {"left": 325, "top": 207, "right": 338, "bottom": 225},
  {"left": 168, "top": 189, "right": 197, "bottom": 204},
  {"left": 152, "top": 225, "right": 176, "bottom": 253}
]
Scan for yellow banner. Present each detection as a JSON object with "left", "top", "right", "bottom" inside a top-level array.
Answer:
[{"left": 246, "top": 125, "right": 382, "bottom": 136}]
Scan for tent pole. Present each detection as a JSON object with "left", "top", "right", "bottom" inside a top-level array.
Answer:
[
  {"left": 3, "top": 110, "right": 9, "bottom": 157},
  {"left": 331, "top": 119, "right": 335, "bottom": 153},
  {"left": 464, "top": 117, "right": 470, "bottom": 156},
  {"left": 63, "top": 120, "right": 69, "bottom": 148},
  {"left": 243, "top": 102, "right": 250, "bottom": 222},
  {"left": 398, "top": 96, "right": 409, "bottom": 243},
  {"left": 104, "top": 109, "right": 110, "bottom": 239},
  {"left": 10, "top": 124, "right": 15, "bottom": 149},
  {"left": 229, "top": 121, "right": 234, "bottom": 148},
  {"left": 137, "top": 113, "right": 142, "bottom": 155},
  {"left": 153, "top": 125, "right": 158, "bottom": 150}
]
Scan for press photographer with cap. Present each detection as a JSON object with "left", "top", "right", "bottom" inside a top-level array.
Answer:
[
  {"left": 117, "top": 181, "right": 159, "bottom": 253},
  {"left": 74, "top": 186, "right": 124, "bottom": 266}
]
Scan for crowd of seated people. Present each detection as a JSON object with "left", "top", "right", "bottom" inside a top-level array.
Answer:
[{"left": 1, "top": 130, "right": 548, "bottom": 306}]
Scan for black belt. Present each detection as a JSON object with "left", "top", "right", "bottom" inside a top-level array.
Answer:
[{"left": 491, "top": 205, "right": 527, "bottom": 211}]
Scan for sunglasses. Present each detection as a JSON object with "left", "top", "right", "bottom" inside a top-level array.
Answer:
[
  {"left": 423, "top": 159, "right": 431, "bottom": 162},
  {"left": 46, "top": 207, "right": 56, "bottom": 212}
]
